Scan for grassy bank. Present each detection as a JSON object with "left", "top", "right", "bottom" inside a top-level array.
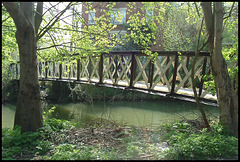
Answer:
[{"left": 2, "top": 114, "right": 238, "bottom": 160}]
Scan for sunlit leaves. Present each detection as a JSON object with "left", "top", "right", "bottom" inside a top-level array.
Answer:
[
  {"left": 126, "top": 2, "right": 168, "bottom": 59},
  {"left": 2, "top": 6, "right": 18, "bottom": 62}
]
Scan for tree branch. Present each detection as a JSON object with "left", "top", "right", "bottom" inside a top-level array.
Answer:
[
  {"left": 223, "top": 2, "right": 235, "bottom": 20},
  {"left": 2, "top": 15, "right": 11, "bottom": 23},
  {"left": 42, "top": 2, "right": 61, "bottom": 17},
  {"left": 37, "top": 2, "right": 72, "bottom": 40},
  {"left": 201, "top": 2, "right": 214, "bottom": 53},
  {"left": 191, "top": 17, "right": 211, "bottom": 131},
  {"left": 194, "top": 2, "right": 200, "bottom": 17},
  {"left": 2, "top": 2, "right": 29, "bottom": 30},
  {"left": 35, "top": 2, "right": 43, "bottom": 34}
]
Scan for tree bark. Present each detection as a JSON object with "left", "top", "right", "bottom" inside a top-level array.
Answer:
[
  {"left": 201, "top": 2, "right": 238, "bottom": 136},
  {"left": 3, "top": 2, "right": 43, "bottom": 133}
]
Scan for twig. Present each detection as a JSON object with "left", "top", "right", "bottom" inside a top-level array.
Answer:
[{"left": 223, "top": 2, "right": 235, "bottom": 20}]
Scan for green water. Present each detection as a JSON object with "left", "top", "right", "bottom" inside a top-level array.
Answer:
[
  {"left": 2, "top": 103, "right": 16, "bottom": 128},
  {"left": 2, "top": 99, "right": 219, "bottom": 129}
]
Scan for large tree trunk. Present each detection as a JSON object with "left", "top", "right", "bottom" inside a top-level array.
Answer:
[
  {"left": 212, "top": 2, "right": 238, "bottom": 136},
  {"left": 14, "top": 21, "right": 43, "bottom": 133},
  {"left": 3, "top": 2, "right": 43, "bottom": 133},
  {"left": 201, "top": 2, "right": 238, "bottom": 136}
]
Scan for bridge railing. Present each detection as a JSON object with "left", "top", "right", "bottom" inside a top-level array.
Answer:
[{"left": 12, "top": 50, "right": 215, "bottom": 99}]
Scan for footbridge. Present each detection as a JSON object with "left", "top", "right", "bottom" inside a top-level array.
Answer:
[{"left": 10, "top": 50, "right": 217, "bottom": 104}]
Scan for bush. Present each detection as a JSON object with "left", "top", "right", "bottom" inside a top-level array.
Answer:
[{"left": 160, "top": 121, "right": 238, "bottom": 160}]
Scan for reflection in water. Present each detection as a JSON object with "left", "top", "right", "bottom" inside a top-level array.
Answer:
[{"left": 2, "top": 99, "right": 219, "bottom": 129}]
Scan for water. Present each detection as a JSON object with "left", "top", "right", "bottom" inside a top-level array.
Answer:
[
  {"left": 2, "top": 99, "right": 219, "bottom": 129},
  {"left": 2, "top": 103, "right": 16, "bottom": 128}
]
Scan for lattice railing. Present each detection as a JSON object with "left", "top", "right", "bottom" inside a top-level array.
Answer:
[{"left": 12, "top": 51, "right": 218, "bottom": 100}]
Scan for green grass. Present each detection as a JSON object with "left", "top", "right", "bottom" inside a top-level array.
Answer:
[{"left": 2, "top": 118, "right": 238, "bottom": 160}]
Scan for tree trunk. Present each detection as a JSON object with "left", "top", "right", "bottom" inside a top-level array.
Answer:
[
  {"left": 3, "top": 2, "right": 43, "bottom": 133},
  {"left": 14, "top": 24, "right": 43, "bottom": 133},
  {"left": 212, "top": 2, "right": 238, "bottom": 136},
  {"left": 201, "top": 2, "right": 238, "bottom": 136}
]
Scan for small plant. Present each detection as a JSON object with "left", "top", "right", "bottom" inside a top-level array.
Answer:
[
  {"left": 51, "top": 144, "right": 94, "bottom": 160},
  {"left": 43, "top": 106, "right": 56, "bottom": 121},
  {"left": 35, "top": 140, "right": 54, "bottom": 155}
]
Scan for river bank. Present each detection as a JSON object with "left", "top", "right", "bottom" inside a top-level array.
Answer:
[{"left": 2, "top": 116, "right": 238, "bottom": 160}]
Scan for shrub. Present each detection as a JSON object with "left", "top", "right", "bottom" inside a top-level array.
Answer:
[{"left": 160, "top": 121, "right": 238, "bottom": 160}]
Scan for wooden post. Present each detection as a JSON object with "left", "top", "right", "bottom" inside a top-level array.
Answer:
[
  {"left": 148, "top": 60, "right": 152, "bottom": 83},
  {"left": 45, "top": 61, "right": 48, "bottom": 78},
  {"left": 165, "top": 56, "right": 170, "bottom": 85},
  {"left": 149, "top": 60, "right": 154, "bottom": 89},
  {"left": 120, "top": 55, "right": 123, "bottom": 80},
  {"left": 184, "top": 55, "right": 190, "bottom": 87},
  {"left": 129, "top": 53, "right": 136, "bottom": 88},
  {"left": 98, "top": 54, "right": 104, "bottom": 84},
  {"left": 109, "top": 57, "right": 111, "bottom": 79},
  {"left": 88, "top": 56, "right": 93, "bottom": 82},
  {"left": 68, "top": 64, "right": 71, "bottom": 79},
  {"left": 114, "top": 56, "right": 118, "bottom": 84},
  {"left": 53, "top": 62, "right": 55, "bottom": 78},
  {"left": 77, "top": 59, "right": 80, "bottom": 81},
  {"left": 198, "top": 57, "right": 207, "bottom": 97},
  {"left": 170, "top": 53, "right": 178, "bottom": 95},
  {"left": 59, "top": 62, "right": 62, "bottom": 79},
  {"left": 16, "top": 63, "right": 19, "bottom": 79}
]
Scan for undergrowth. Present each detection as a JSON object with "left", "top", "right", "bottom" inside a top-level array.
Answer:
[
  {"left": 2, "top": 110, "right": 238, "bottom": 160},
  {"left": 158, "top": 121, "right": 238, "bottom": 160}
]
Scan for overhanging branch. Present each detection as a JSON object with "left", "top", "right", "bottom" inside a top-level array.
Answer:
[{"left": 37, "top": 2, "right": 72, "bottom": 41}]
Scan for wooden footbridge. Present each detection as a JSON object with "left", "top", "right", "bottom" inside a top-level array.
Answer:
[{"left": 10, "top": 50, "right": 217, "bottom": 104}]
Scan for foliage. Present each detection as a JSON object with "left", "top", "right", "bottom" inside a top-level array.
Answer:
[
  {"left": 161, "top": 2, "right": 203, "bottom": 51},
  {"left": 203, "top": 37, "right": 238, "bottom": 96},
  {"left": 44, "top": 118, "right": 76, "bottom": 131},
  {"left": 2, "top": 126, "right": 41, "bottom": 160},
  {"left": 159, "top": 121, "right": 238, "bottom": 160},
  {"left": 223, "top": 37, "right": 238, "bottom": 88},
  {"left": 2, "top": 6, "right": 19, "bottom": 100},
  {"left": 124, "top": 23, "right": 155, "bottom": 50},
  {"left": 43, "top": 106, "right": 56, "bottom": 121},
  {"left": 126, "top": 2, "right": 168, "bottom": 60}
]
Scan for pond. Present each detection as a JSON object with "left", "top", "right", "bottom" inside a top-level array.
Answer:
[{"left": 2, "top": 98, "right": 219, "bottom": 129}]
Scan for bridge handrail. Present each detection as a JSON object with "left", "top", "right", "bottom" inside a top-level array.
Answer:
[{"left": 35, "top": 50, "right": 210, "bottom": 62}]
